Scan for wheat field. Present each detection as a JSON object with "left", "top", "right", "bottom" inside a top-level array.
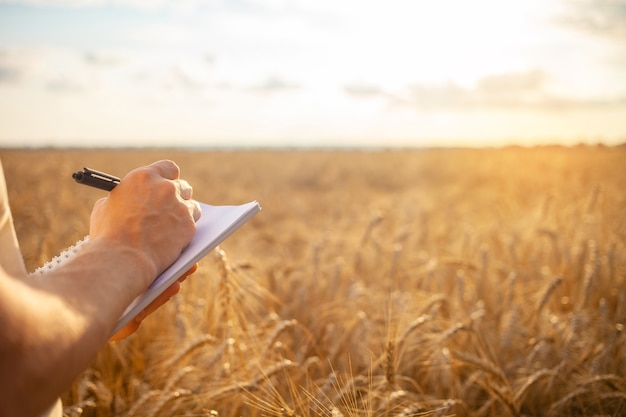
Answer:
[{"left": 1, "top": 146, "right": 625, "bottom": 417}]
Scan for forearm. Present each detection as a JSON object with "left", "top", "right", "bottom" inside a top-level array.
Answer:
[
  {"left": 0, "top": 238, "right": 154, "bottom": 417},
  {"left": 0, "top": 160, "right": 200, "bottom": 417},
  {"left": 32, "top": 236, "right": 157, "bottom": 329},
  {"left": 1, "top": 276, "right": 88, "bottom": 417}
]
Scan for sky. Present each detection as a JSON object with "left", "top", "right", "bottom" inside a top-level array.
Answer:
[{"left": 0, "top": 0, "right": 625, "bottom": 148}]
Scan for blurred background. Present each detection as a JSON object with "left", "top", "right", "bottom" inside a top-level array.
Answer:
[{"left": 0, "top": 0, "right": 625, "bottom": 148}]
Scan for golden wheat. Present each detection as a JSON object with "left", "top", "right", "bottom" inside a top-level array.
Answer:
[{"left": 1, "top": 146, "right": 624, "bottom": 416}]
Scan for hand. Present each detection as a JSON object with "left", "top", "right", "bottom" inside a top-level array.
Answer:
[
  {"left": 109, "top": 263, "right": 198, "bottom": 341},
  {"left": 89, "top": 160, "right": 202, "bottom": 288}
]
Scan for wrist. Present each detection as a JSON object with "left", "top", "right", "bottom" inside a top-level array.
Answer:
[{"left": 84, "top": 236, "right": 158, "bottom": 291}]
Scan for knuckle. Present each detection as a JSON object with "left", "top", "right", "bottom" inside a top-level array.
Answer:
[
  {"left": 151, "top": 179, "right": 179, "bottom": 201},
  {"left": 163, "top": 179, "right": 179, "bottom": 196},
  {"left": 155, "top": 160, "right": 180, "bottom": 179},
  {"left": 125, "top": 166, "right": 153, "bottom": 184}
]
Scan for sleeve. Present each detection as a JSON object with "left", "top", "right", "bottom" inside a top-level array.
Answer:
[{"left": 0, "top": 159, "right": 28, "bottom": 277}]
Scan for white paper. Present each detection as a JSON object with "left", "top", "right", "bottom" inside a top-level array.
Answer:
[{"left": 112, "top": 200, "right": 261, "bottom": 335}]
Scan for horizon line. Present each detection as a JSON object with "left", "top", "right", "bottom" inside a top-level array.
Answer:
[{"left": 2, "top": 142, "right": 625, "bottom": 152}]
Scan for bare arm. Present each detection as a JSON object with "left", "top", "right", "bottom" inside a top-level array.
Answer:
[{"left": 0, "top": 160, "right": 201, "bottom": 417}]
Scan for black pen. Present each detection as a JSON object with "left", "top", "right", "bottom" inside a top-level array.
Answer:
[{"left": 72, "top": 167, "right": 120, "bottom": 191}]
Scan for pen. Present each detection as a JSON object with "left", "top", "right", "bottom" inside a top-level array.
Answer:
[{"left": 72, "top": 167, "right": 120, "bottom": 191}]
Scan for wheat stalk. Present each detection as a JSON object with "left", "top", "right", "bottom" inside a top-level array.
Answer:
[
  {"left": 439, "top": 322, "right": 468, "bottom": 343},
  {"left": 145, "top": 388, "right": 191, "bottom": 417},
  {"left": 215, "top": 247, "right": 233, "bottom": 327},
  {"left": 385, "top": 338, "right": 396, "bottom": 392},
  {"left": 537, "top": 275, "right": 563, "bottom": 316},
  {"left": 264, "top": 319, "right": 298, "bottom": 352},
  {"left": 418, "top": 294, "right": 448, "bottom": 316},
  {"left": 547, "top": 387, "right": 590, "bottom": 417},
  {"left": 162, "top": 333, "right": 217, "bottom": 369},
  {"left": 210, "top": 359, "right": 298, "bottom": 399},
  {"left": 126, "top": 390, "right": 161, "bottom": 417},
  {"left": 398, "top": 315, "right": 430, "bottom": 348},
  {"left": 451, "top": 349, "right": 507, "bottom": 383},
  {"left": 512, "top": 368, "right": 557, "bottom": 405},
  {"left": 474, "top": 376, "right": 518, "bottom": 417}
]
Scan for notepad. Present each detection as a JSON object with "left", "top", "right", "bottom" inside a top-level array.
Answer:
[{"left": 34, "top": 201, "right": 261, "bottom": 335}]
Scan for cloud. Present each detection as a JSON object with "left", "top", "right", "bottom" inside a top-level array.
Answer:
[
  {"left": 247, "top": 76, "right": 300, "bottom": 93},
  {"left": 158, "top": 66, "right": 207, "bottom": 91},
  {"left": 556, "top": 0, "right": 626, "bottom": 40},
  {"left": 0, "top": 47, "right": 96, "bottom": 91},
  {"left": 0, "top": 0, "right": 164, "bottom": 9},
  {"left": 0, "top": 45, "right": 221, "bottom": 98},
  {"left": 343, "top": 84, "right": 387, "bottom": 98},
  {"left": 0, "top": 0, "right": 334, "bottom": 12},
  {"left": 0, "top": 66, "right": 21, "bottom": 83},
  {"left": 0, "top": 48, "right": 37, "bottom": 85},
  {"left": 45, "top": 77, "right": 86, "bottom": 92},
  {"left": 470, "top": 70, "right": 558, "bottom": 109},
  {"left": 0, "top": 0, "right": 227, "bottom": 11},
  {"left": 83, "top": 51, "right": 126, "bottom": 67},
  {"left": 125, "top": 22, "right": 195, "bottom": 46},
  {"left": 476, "top": 70, "right": 547, "bottom": 94},
  {"left": 346, "top": 69, "right": 626, "bottom": 111}
]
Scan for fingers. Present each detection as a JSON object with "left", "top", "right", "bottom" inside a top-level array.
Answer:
[
  {"left": 95, "top": 159, "right": 200, "bottom": 308},
  {"left": 109, "top": 281, "right": 182, "bottom": 342},
  {"left": 109, "top": 264, "right": 199, "bottom": 342},
  {"left": 177, "top": 179, "right": 193, "bottom": 200},
  {"left": 142, "top": 281, "right": 182, "bottom": 319},
  {"left": 188, "top": 199, "right": 202, "bottom": 222},
  {"left": 109, "top": 321, "right": 139, "bottom": 342},
  {"left": 149, "top": 162, "right": 201, "bottom": 222},
  {"left": 175, "top": 178, "right": 202, "bottom": 221},
  {"left": 180, "top": 263, "right": 198, "bottom": 281}
]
